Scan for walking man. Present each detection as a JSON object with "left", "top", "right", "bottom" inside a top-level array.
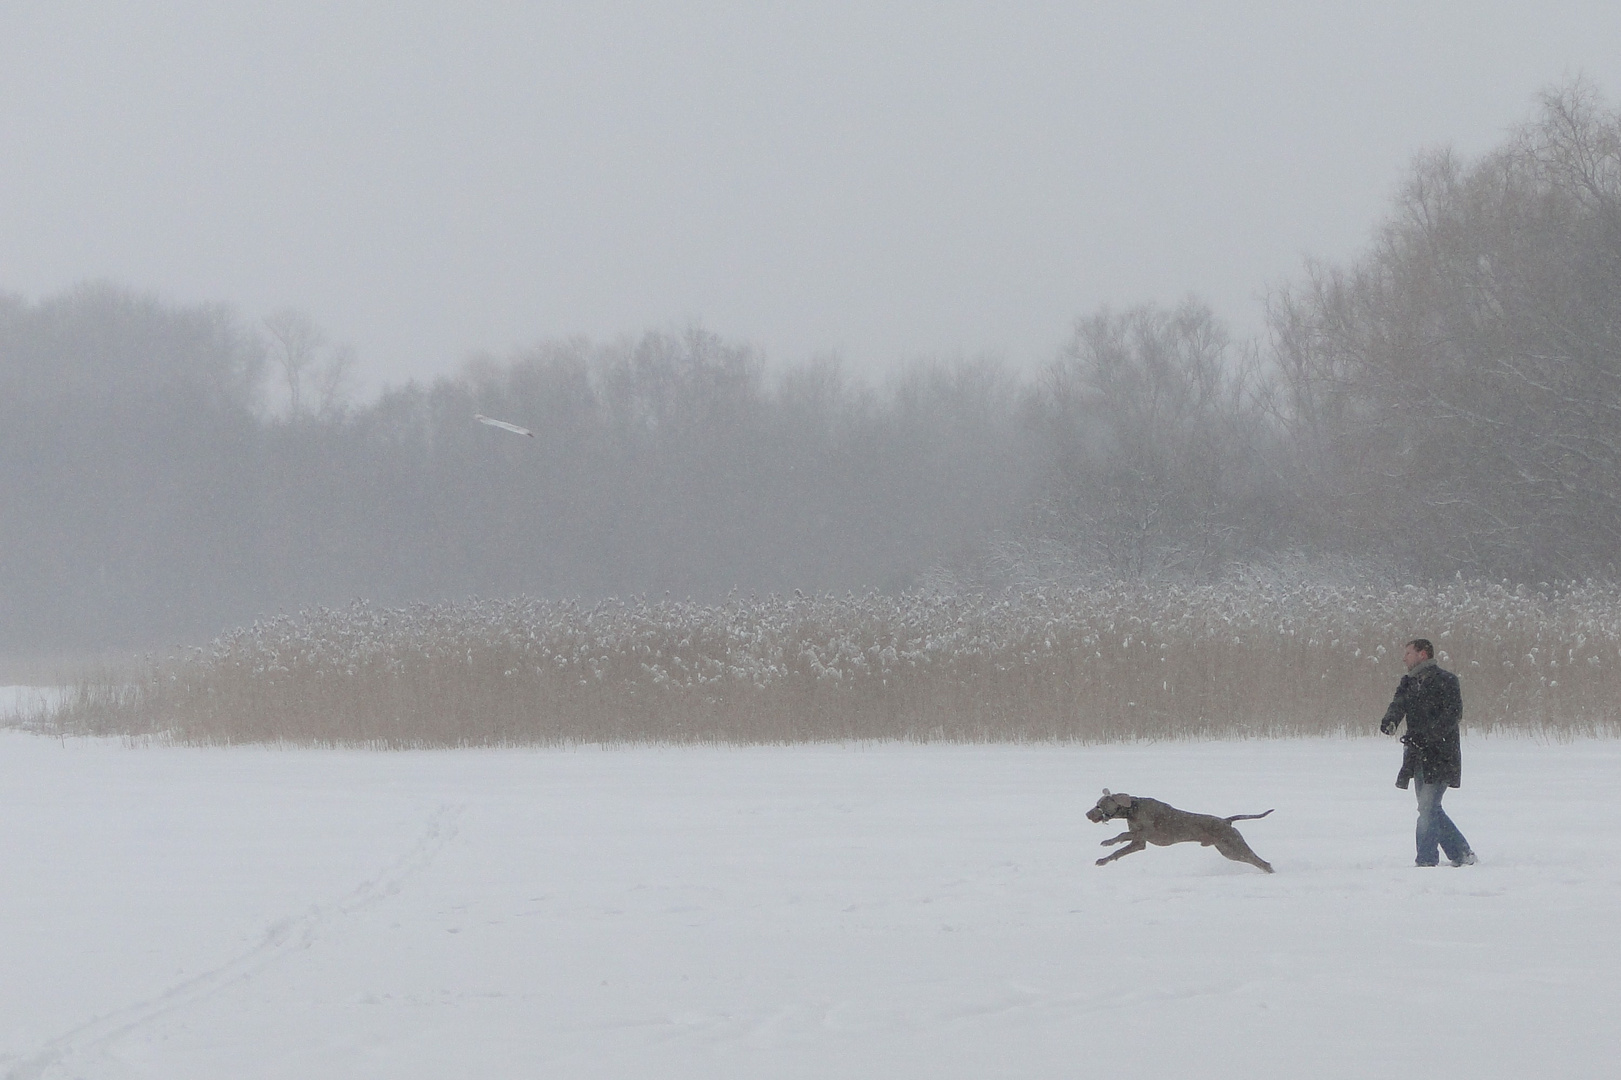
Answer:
[{"left": 1379, "top": 639, "right": 1477, "bottom": 867}]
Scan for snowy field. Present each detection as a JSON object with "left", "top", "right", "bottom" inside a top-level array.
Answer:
[{"left": 3, "top": 718, "right": 1618, "bottom": 1079}]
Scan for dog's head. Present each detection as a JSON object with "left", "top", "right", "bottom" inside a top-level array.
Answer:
[{"left": 1086, "top": 788, "right": 1136, "bottom": 823}]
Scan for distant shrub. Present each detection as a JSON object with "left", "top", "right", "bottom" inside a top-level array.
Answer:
[{"left": 44, "top": 581, "right": 1621, "bottom": 746}]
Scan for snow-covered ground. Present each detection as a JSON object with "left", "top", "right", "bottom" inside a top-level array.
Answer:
[{"left": 3, "top": 725, "right": 1617, "bottom": 1079}]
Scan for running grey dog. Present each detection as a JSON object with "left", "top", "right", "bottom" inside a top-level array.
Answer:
[{"left": 1086, "top": 789, "right": 1275, "bottom": 873}]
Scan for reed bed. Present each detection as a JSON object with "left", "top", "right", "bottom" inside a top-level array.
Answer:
[{"left": 39, "top": 580, "right": 1621, "bottom": 746}]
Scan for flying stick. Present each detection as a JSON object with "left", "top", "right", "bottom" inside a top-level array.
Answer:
[{"left": 475, "top": 414, "right": 535, "bottom": 438}]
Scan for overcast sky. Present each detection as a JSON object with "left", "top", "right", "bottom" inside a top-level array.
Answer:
[{"left": 4, "top": 2, "right": 1620, "bottom": 393}]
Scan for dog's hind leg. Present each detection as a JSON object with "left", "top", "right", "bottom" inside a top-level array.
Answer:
[
  {"left": 1213, "top": 835, "right": 1274, "bottom": 873},
  {"left": 1096, "top": 840, "right": 1147, "bottom": 866}
]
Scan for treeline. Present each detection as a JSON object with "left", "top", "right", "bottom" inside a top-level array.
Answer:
[
  {"left": 1269, "top": 83, "right": 1621, "bottom": 577},
  {"left": 1, "top": 297, "right": 1037, "bottom": 651},
  {"left": 6, "top": 83, "right": 1621, "bottom": 654},
  {"left": 1027, "top": 83, "right": 1621, "bottom": 584}
]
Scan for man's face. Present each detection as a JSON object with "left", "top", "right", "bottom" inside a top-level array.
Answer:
[{"left": 1403, "top": 643, "right": 1426, "bottom": 670}]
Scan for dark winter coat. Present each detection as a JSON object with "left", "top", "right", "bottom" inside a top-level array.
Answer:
[{"left": 1379, "top": 659, "right": 1463, "bottom": 789}]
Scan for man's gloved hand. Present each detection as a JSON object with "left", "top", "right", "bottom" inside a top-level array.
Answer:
[{"left": 1380, "top": 716, "right": 1399, "bottom": 736}]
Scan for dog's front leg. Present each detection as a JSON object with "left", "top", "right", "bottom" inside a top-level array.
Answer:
[
  {"left": 1096, "top": 840, "right": 1146, "bottom": 866},
  {"left": 1099, "top": 830, "right": 1134, "bottom": 846}
]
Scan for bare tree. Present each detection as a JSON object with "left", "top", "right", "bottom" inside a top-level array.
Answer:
[
  {"left": 1267, "top": 79, "right": 1621, "bottom": 578},
  {"left": 1037, "top": 301, "right": 1267, "bottom": 578},
  {"left": 262, "top": 309, "right": 352, "bottom": 419}
]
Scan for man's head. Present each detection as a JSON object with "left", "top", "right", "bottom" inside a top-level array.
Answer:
[{"left": 1403, "top": 638, "right": 1434, "bottom": 670}]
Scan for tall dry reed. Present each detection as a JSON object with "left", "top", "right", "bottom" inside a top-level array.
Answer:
[{"left": 42, "top": 580, "right": 1621, "bottom": 746}]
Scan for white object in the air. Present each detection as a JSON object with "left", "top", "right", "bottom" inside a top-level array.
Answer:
[{"left": 475, "top": 414, "right": 534, "bottom": 438}]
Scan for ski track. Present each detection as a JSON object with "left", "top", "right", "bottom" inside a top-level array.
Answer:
[{"left": 5, "top": 802, "right": 464, "bottom": 1080}]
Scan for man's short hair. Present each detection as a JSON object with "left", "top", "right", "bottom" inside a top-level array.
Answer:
[{"left": 1406, "top": 638, "right": 1434, "bottom": 659}]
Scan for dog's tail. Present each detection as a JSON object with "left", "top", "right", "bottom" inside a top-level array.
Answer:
[{"left": 1225, "top": 809, "right": 1275, "bottom": 822}]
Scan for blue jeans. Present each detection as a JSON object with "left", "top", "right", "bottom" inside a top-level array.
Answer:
[{"left": 1414, "top": 765, "right": 1471, "bottom": 865}]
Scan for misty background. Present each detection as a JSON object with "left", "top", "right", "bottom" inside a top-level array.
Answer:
[{"left": 6, "top": 6, "right": 1621, "bottom": 655}]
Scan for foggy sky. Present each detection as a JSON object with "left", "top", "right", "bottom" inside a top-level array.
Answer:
[{"left": 5, "top": 2, "right": 1620, "bottom": 394}]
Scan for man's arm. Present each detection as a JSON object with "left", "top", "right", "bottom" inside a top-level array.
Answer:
[{"left": 1379, "top": 675, "right": 1412, "bottom": 735}]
